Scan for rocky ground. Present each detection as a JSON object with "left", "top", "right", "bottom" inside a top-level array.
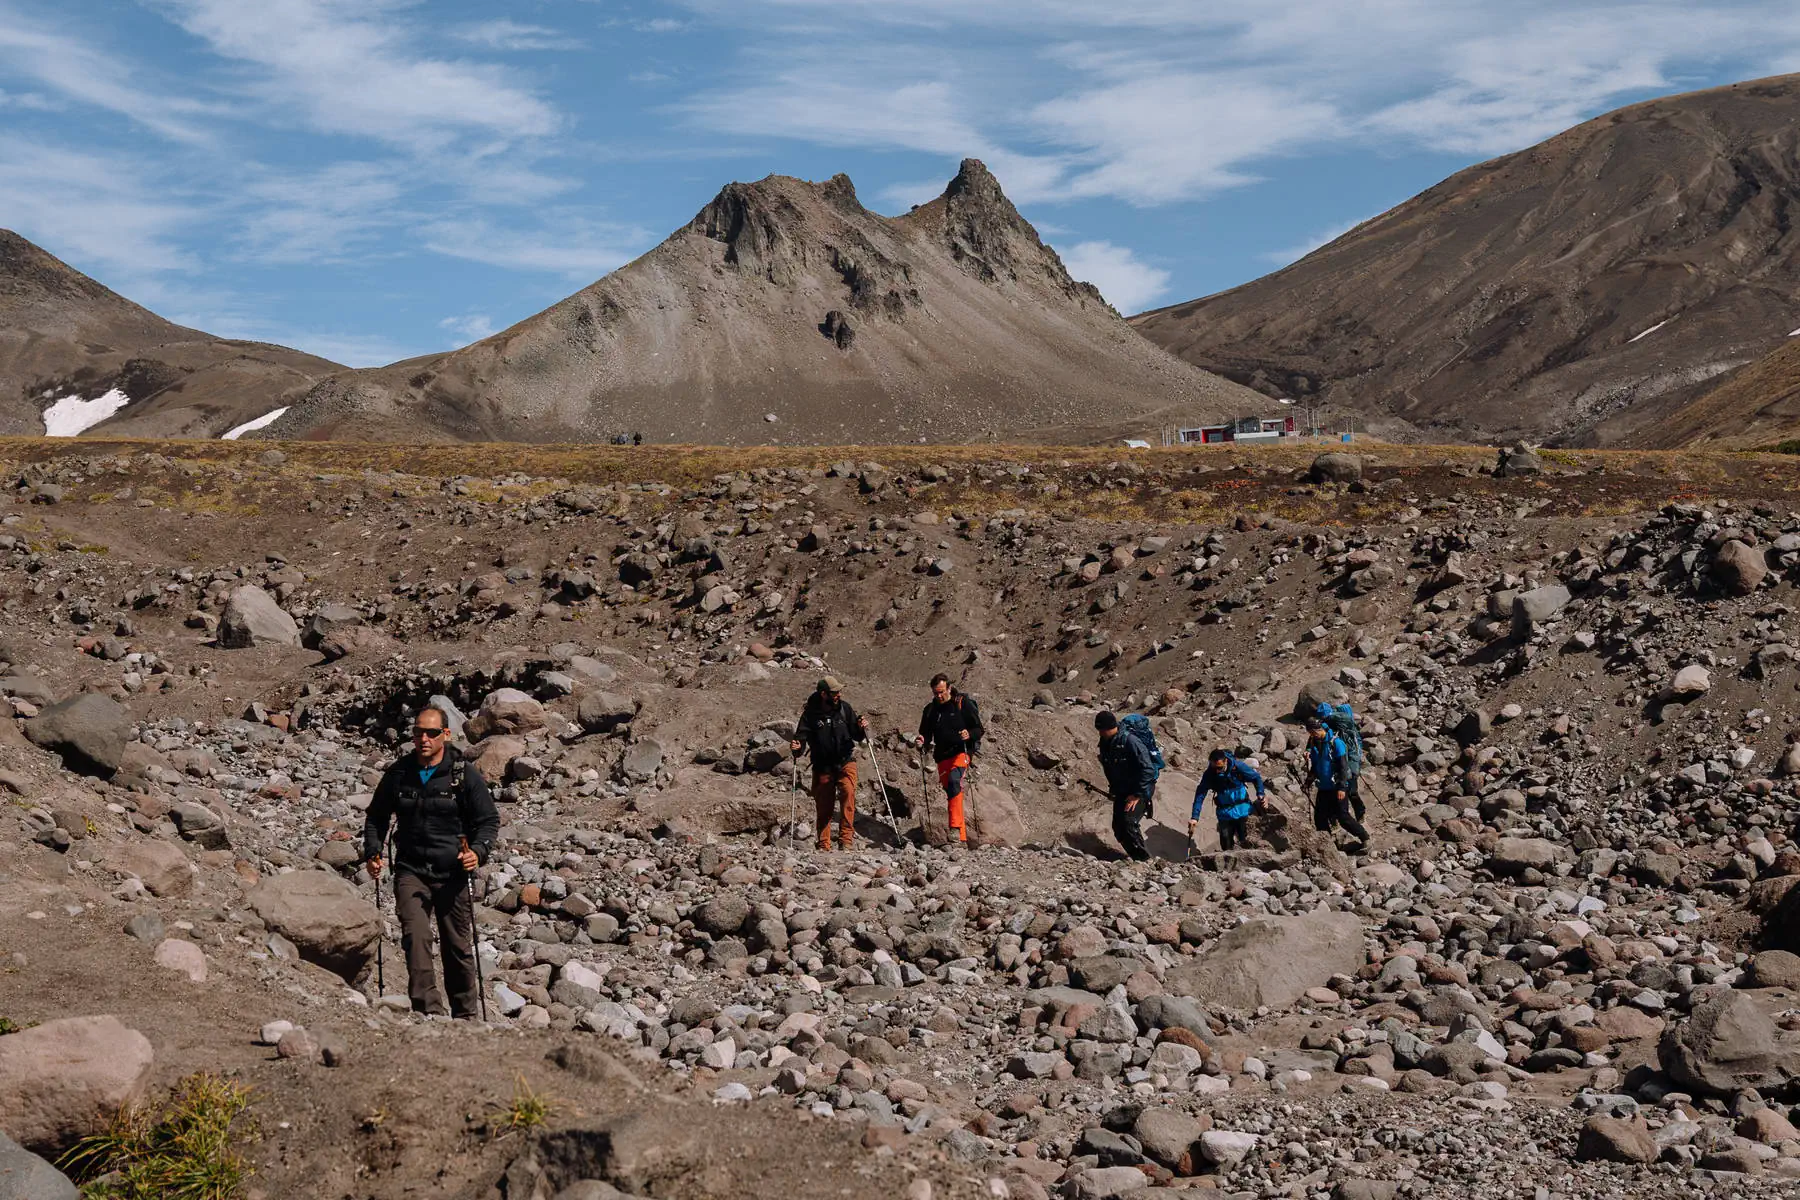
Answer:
[{"left": 3, "top": 439, "right": 1800, "bottom": 1200}]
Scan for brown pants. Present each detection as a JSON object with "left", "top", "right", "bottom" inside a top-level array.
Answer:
[
  {"left": 812, "top": 760, "right": 857, "bottom": 850},
  {"left": 393, "top": 871, "right": 478, "bottom": 1017}
]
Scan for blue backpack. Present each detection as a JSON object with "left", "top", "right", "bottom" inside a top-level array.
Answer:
[
  {"left": 1315, "top": 703, "right": 1365, "bottom": 777},
  {"left": 1118, "top": 713, "right": 1165, "bottom": 779}
]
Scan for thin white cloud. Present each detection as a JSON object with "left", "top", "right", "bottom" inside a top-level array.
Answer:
[
  {"left": 0, "top": 137, "right": 198, "bottom": 273},
  {"left": 451, "top": 20, "right": 585, "bottom": 51},
  {"left": 421, "top": 215, "right": 647, "bottom": 277},
  {"left": 160, "top": 0, "right": 562, "bottom": 151},
  {"left": 0, "top": 10, "right": 218, "bottom": 142},
  {"left": 671, "top": 0, "right": 1800, "bottom": 206},
  {"left": 1056, "top": 240, "right": 1171, "bottom": 313},
  {"left": 233, "top": 161, "right": 407, "bottom": 264},
  {"left": 439, "top": 313, "right": 497, "bottom": 346}
]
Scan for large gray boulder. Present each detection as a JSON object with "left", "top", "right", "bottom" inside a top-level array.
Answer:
[
  {"left": 0, "top": 1015, "right": 154, "bottom": 1155},
  {"left": 1660, "top": 989, "right": 1800, "bottom": 1096},
  {"left": 102, "top": 839, "right": 195, "bottom": 897},
  {"left": 1164, "top": 911, "right": 1364, "bottom": 1010},
  {"left": 1293, "top": 679, "right": 1347, "bottom": 721},
  {"left": 1510, "top": 584, "right": 1571, "bottom": 637},
  {"left": 219, "top": 585, "right": 301, "bottom": 649},
  {"left": 299, "top": 602, "right": 366, "bottom": 650},
  {"left": 25, "top": 693, "right": 127, "bottom": 777},
  {"left": 1486, "top": 837, "right": 1572, "bottom": 876},
  {"left": 1309, "top": 453, "right": 1362, "bottom": 484},
  {"left": 248, "top": 870, "right": 380, "bottom": 981},
  {"left": 1711, "top": 539, "right": 1768, "bottom": 596},
  {"left": 577, "top": 691, "right": 638, "bottom": 733},
  {"left": 0, "top": 1129, "right": 79, "bottom": 1199},
  {"left": 465, "top": 688, "right": 548, "bottom": 740}
]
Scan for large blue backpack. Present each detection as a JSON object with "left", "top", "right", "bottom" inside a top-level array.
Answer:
[
  {"left": 1118, "top": 713, "right": 1165, "bottom": 779},
  {"left": 1315, "top": 703, "right": 1365, "bottom": 777}
]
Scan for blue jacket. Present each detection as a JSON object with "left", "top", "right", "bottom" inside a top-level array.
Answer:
[
  {"left": 1308, "top": 734, "right": 1352, "bottom": 792},
  {"left": 1192, "top": 757, "right": 1264, "bottom": 821}
]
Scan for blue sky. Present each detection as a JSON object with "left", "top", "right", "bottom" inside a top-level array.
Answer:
[{"left": 3, "top": 1, "right": 1799, "bottom": 366}]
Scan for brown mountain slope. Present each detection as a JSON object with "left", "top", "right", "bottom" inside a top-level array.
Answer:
[
  {"left": 265, "top": 161, "right": 1257, "bottom": 445},
  {"left": 1634, "top": 333, "right": 1800, "bottom": 448},
  {"left": 1132, "top": 74, "right": 1800, "bottom": 447},
  {"left": 0, "top": 230, "right": 343, "bottom": 438}
]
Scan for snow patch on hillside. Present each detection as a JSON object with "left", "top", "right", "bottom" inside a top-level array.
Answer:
[
  {"left": 42, "top": 389, "right": 130, "bottom": 437},
  {"left": 221, "top": 407, "right": 290, "bottom": 440}
]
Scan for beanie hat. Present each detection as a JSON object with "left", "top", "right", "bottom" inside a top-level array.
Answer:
[{"left": 1094, "top": 711, "right": 1119, "bottom": 731}]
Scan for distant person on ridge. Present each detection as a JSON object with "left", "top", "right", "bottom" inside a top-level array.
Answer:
[
  {"left": 1304, "top": 717, "right": 1370, "bottom": 852},
  {"left": 916, "top": 673, "right": 983, "bottom": 844},
  {"left": 790, "top": 677, "right": 868, "bottom": 850},
  {"left": 1190, "top": 747, "right": 1265, "bottom": 852},
  {"left": 1095, "top": 711, "right": 1154, "bottom": 861},
  {"left": 362, "top": 704, "right": 500, "bottom": 1019}
]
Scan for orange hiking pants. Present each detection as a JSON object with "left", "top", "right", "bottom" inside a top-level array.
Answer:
[
  {"left": 936, "top": 753, "right": 970, "bottom": 842},
  {"left": 812, "top": 761, "right": 857, "bottom": 849}
]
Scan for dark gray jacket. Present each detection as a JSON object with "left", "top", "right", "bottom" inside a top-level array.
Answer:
[
  {"left": 362, "top": 744, "right": 499, "bottom": 882},
  {"left": 1098, "top": 730, "right": 1157, "bottom": 802}
]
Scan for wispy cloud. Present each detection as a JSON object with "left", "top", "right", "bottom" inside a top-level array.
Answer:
[
  {"left": 421, "top": 214, "right": 647, "bottom": 277},
  {"left": 160, "top": 0, "right": 562, "bottom": 151},
  {"left": 1056, "top": 240, "right": 1171, "bottom": 313},
  {"left": 439, "top": 313, "right": 497, "bottom": 346},
  {"left": 672, "top": 0, "right": 1800, "bottom": 206},
  {"left": 0, "top": 137, "right": 198, "bottom": 273},
  {"left": 0, "top": 9, "right": 217, "bottom": 142},
  {"left": 451, "top": 20, "right": 585, "bottom": 51}
]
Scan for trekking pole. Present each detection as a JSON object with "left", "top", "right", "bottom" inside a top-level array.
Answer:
[
  {"left": 788, "top": 753, "right": 801, "bottom": 848},
  {"left": 374, "top": 835, "right": 392, "bottom": 995},
  {"left": 460, "top": 837, "right": 488, "bottom": 1023},
  {"left": 865, "top": 743, "right": 900, "bottom": 841}
]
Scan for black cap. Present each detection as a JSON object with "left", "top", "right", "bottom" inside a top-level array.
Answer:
[
  {"left": 1209, "top": 747, "right": 1230, "bottom": 763},
  {"left": 1095, "top": 711, "right": 1118, "bottom": 731}
]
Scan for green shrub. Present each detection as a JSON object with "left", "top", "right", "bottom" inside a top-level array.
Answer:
[{"left": 60, "top": 1073, "right": 256, "bottom": 1200}]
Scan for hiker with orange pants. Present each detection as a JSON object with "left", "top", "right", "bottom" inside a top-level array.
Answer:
[
  {"left": 790, "top": 677, "right": 867, "bottom": 850},
  {"left": 915, "top": 673, "right": 984, "bottom": 844}
]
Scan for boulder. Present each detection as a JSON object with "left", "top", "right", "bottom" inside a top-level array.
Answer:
[
  {"left": 153, "top": 938, "right": 207, "bottom": 983},
  {"left": 0, "top": 1130, "right": 78, "bottom": 1199},
  {"left": 1576, "top": 1115, "right": 1657, "bottom": 1164},
  {"left": 1132, "top": 1107, "right": 1205, "bottom": 1174},
  {"left": 1496, "top": 443, "right": 1543, "bottom": 477},
  {"left": 577, "top": 691, "right": 638, "bottom": 733},
  {"left": 1748, "top": 949, "right": 1800, "bottom": 990},
  {"left": 24, "top": 693, "right": 127, "bottom": 777},
  {"left": 1659, "top": 989, "right": 1800, "bottom": 1096},
  {"left": 1659, "top": 664, "right": 1711, "bottom": 703},
  {"left": 248, "top": 870, "right": 380, "bottom": 981},
  {"left": 468, "top": 735, "right": 527, "bottom": 786},
  {"left": 1712, "top": 539, "right": 1768, "bottom": 596},
  {"left": 300, "top": 603, "right": 365, "bottom": 650},
  {"left": 1309, "top": 453, "right": 1362, "bottom": 484},
  {"left": 1293, "top": 678, "right": 1347, "bottom": 720},
  {"left": 619, "top": 738, "right": 664, "bottom": 782},
  {"left": 1509, "top": 585, "right": 1571, "bottom": 637},
  {"left": 1164, "top": 911, "right": 1365, "bottom": 1010},
  {"left": 0, "top": 1015, "right": 154, "bottom": 1154},
  {"left": 466, "top": 688, "right": 548, "bottom": 740},
  {"left": 218, "top": 585, "right": 301, "bottom": 649},
  {"left": 968, "top": 783, "right": 1026, "bottom": 848},
  {"left": 1487, "top": 837, "right": 1572, "bottom": 876},
  {"left": 102, "top": 839, "right": 194, "bottom": 897}
]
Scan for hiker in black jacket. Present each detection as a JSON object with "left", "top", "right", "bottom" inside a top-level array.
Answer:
[
  {"left": 362, "top": 705, "right": 499, "bottom": 1018},
  {"left": 915, "top": 673, "right": 983, "bottom": 843},
  {"left": 790, "top": 676, "right": 867, "bottom": 850},
  {"left": 1095, "top": 710, "right": 1154, "bottom": 861}
]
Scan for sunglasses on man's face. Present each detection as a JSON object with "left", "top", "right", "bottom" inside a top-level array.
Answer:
[{"left": 413, "top": 727, "right": 446, "bottom": 739}]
